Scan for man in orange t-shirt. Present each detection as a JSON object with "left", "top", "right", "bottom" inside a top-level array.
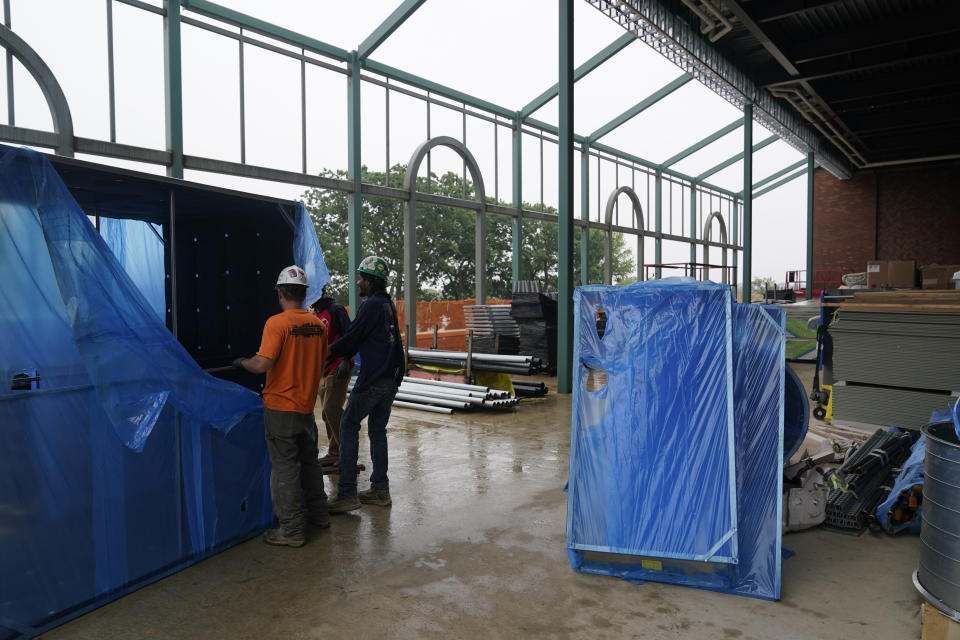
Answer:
[{"left": 233, "top": 265, "right": 329, "bottom": 548}]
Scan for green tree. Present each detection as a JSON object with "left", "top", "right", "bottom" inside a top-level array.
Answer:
[
  {"left": 751, "top": 276, "right": 778, "bottom": 295},
  {"left": 301, "top": 164, "right": 633, "bottom": 302},
  {"left": 519, "top": 212, "right": 634, "bottom": 289}
]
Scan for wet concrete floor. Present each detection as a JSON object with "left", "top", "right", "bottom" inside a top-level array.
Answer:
[{"left": 43, "top": 363, "right": 923, "bottom": 640}]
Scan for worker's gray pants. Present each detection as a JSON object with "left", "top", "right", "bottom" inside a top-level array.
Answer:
[{"left": 264, "top": 408, "right": 328, "bottom": 537}]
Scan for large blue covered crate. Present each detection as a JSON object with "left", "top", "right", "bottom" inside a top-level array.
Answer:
[{"left": 567, "top": 279, "right": 784, "bottom": 600}]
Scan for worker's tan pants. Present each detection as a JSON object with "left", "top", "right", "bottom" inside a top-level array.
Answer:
[{"left": 317, "top": 365, "right": 352, "bottom": 456}]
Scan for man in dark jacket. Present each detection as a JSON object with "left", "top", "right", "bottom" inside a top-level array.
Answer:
[
  {"left": 327, "top": 256, "right": 405, "bottom": 512},
  {"left": 311, "top": 286, "right": 353, "bottom": 464}
]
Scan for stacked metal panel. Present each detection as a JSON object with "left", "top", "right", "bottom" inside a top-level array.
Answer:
[
  {"left": 511, "top": 292, "right": 558, "bottom": 370},
  {"left": 832, "top": 311, "right": 960, "bottom": 390},
  {"left": 832, "top": 384, "right": 957, "bottom": 430},
  {"left": 830, "top": 310, "right": 960, "bottom": 430},
  {"left": 463, "top": 304, "right": 520, "bottom": 354}
]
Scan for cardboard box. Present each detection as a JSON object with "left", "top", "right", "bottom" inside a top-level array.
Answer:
[
  {"left": 866, "top": 260, "right": 886, "bottom": 288},
  {"left": 922, "top": 264, "right": 960, "bottom": 290},
  {"left": 887, "top": 260, "right": 917, "bottom": 288},
  {"left": 868, "top": 260, "right": 916, "bottom": 288}
]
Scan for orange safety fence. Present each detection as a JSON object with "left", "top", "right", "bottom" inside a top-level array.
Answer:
[{"left": 392, "top": 299, "right": 512, "bottom": 350}]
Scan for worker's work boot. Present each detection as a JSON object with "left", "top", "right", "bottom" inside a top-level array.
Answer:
[
  {"left": 328, "top": 494, "right": 362, "bottom": 513},
  {"left": 262, "top": 527, "right": 305, "bottom": 548},
  {"left": 358, "top": 488, "right": 392, "bottom": 507}
]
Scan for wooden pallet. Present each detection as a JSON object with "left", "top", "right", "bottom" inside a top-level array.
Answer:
[{"left": 923, "top": 602, "right": 960, "bottom": 640}]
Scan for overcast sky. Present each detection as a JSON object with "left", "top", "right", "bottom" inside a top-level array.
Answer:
[{"left": 2, "top": 0, "right": 810, "bottom": 284}]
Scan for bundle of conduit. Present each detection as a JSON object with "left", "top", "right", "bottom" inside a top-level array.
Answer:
[
  {"left": 407, "top": 347, "right": 543, "bottom": 375},
  {"left": 347, "top": 376, "right": 517, "bottom": 415},
  {"left": 824, "top": 428, "right": 915, "bottom": 532},
  {"left": 511, "top": 380, "right": 548, "bottom": 398}
]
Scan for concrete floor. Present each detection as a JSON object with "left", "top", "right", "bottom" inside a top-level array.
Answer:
[{"left": 42, "top": 363, "right": 923, "bottom": 640}]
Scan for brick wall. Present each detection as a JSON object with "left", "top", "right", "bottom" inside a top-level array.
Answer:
[
  {"left": 813, "top": 164, "right": 960, "bottom": 276},
  {"left": 813, "top": 169, "right": 876, "bottom": 276},
  {"left": 877, "top": 166, "right": 960, "bottom": 264}
]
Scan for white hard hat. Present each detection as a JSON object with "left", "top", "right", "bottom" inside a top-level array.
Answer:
[{"left": 276, "top": 265, "right": 309, "bottom": 287}]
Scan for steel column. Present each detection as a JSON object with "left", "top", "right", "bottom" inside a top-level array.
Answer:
[
  {"left": 169, "top": 190, "right": 178, "bottom": 338},
  {"left": 106, "top": 0, "right": 116, "bottom": 142},
  {"left": 732, "top": 199, "right": 739, "bottom": 272},
  {"left": 163, "top": 0, "right": 184, "bottom": 177},
  {"left": 4, "top": 0, "right": 12, "bottom": 126},
  {"left": 557, "top": 0, "right": 574, "bottom": 394},
  {"left": 580, "top": 144, "right": 590, "bottom": 284},
  {"left": 741, "top": 103, "right": 753, "bottom": 302},
  {"left": 689, "top": 184, "right": 697, "bottom": 264},
  {"left": 512, "top": 114, "right": 523, "bottom": 286},
  {"left": 654, "top": 170, "right": 662, "bottom": 278},
  {"left": 806, "top": 151, "right": 814, "bottom": 300},
  {"left": 347, "top": 52, "right": 362, "bottom": 315}
]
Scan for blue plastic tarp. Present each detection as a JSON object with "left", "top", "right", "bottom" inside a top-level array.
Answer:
[
  {"left": 0, "top": 145, "right": 275, "bottom": 639},
  {"left": 568, "top": 279, "right": 738, "bottom": 564},
  {"left": 876, "top": 434, "right": 925, "bottom": 535},
  {"left": 567, "top": 279, "right": 783, "bottom": 600},
  {"left": 99, "top": 217, "right": 166, "bottom": 320}
]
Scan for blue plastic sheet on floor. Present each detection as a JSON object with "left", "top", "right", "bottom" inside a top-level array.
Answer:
[
  {"left": 567, "top": 279, "right": 783, "bottom": 600},
  {"left": 0, "top": 146, "right": 277, "bottom": 639}
]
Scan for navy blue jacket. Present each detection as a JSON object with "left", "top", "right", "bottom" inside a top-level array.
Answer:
[{"left": 328, "top": 291, "right": 404, "bottom": 392}]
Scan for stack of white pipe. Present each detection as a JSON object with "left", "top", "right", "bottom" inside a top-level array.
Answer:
[{"left": 346, "top": 376, "right": 519, "bottom": 414}]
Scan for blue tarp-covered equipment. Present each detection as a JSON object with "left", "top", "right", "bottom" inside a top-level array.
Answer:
[
  {"left": 567, "top": 278, "right": 784, "bottom": 600},
  {"left": 0, "top": 145, "right": 328, "bottom": 639},
  {"left": 50, "top": 153, "right": 330, "bottom": 393}
]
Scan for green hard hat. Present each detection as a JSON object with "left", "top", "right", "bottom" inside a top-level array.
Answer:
[{"left": 358, "top": 255, "right": 389, "bottom": 281}]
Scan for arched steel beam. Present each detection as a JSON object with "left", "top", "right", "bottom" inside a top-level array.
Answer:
[
  {"left": 0, "top": 24, "right": 74, "bottom": 157},
  {"left": 603, "top": 186, "right": 645, "bottom": 285},
  {"left": 702, "top": 211, "right": 729, "bottom": 284},
  {"left": 403, "top": 136, "right": 487, "bottom": 346}
]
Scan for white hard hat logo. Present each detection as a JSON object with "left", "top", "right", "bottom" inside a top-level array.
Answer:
[{"left": 276, "top": 265, "right": 309, "bottom": 286}]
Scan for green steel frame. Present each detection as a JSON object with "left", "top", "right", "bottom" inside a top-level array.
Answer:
[{"left": 0, "top": 0, "right": 822, "bottom": 392}]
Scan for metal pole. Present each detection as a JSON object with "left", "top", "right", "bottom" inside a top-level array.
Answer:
[
  {"left": 239, "top": 30, "right": 246, "bottom": 164},
  {"left": 806, "top": 151, "right": 815, "bottom": 299},
  {"left": 557, "top": 0, "right": 574, "bottom": 394},
  {"left": 169, "top": 190, "right": 178, "bottom": 338},
  {"left": 493, "top": 119, "right": 499, "bottom": 203},
  {"left": 163, "top": 0, "right": 184, "bottom": 178},
  {"left": 300, "top": 49, "right": 307, "bottom": 174},
  {"left": 732, "top": 198, "right": 739, "bottom": 272},
  {"left": 4, "top": 0, "right": 13, "bottom": 126},
  {"left": 511, "top": 114, "right": 522, "bottom": 287},
  {"left": 689, "top": 183, "right": 697, "bottom": 266},
  {"left": 580, "top": 144, "right": 590, "bottom": 284},
  {"left": 106, "top": 0, "right": 116, "bottom": 142},
  {"left": 654, "top": 170, "right": 662, "bottom": 278},
  {"left": 385, "top": 79, "right": 390, "bottom": 185},
  {"left": 347, "top": 51, "right": 362, "bottom": 315},
  {"left": 741, "top": 103, "right": 753, "bottom": 302}
]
